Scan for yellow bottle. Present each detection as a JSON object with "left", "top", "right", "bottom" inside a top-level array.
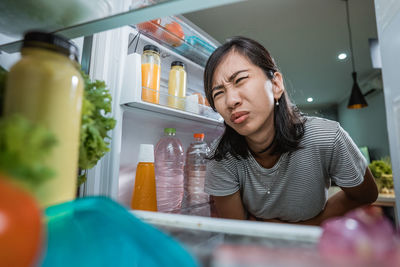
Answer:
[
  {"left": 168, "top": 61, "right": 186, "bottom": 110},
  {"left": 131, "top": 144, "right": 158, "bottom": 211},
  {"left": 4, "top": 31, "right": 84, "bottom": 207}
]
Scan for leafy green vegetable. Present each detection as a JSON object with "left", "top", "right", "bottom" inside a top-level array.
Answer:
[
  {"left": 0, "top": 114, "right": 58, "bottom": 188},
  {"left": 78, "top": 71, "right": 116, "bottom": 185},
  {"left": 369, "top": 157, "right": 393, "bottom": 192},
  {"left": 369, "top": 158, "right": 392, "bottom": 179}
]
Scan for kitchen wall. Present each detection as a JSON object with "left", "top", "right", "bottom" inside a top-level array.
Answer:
[{"left": 337, "top": 89, "right": 390, "bottom": 160}]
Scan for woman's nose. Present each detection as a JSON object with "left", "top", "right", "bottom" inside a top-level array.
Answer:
[{"left": 225, "top": 87, "right": 242, "bottom": 109}]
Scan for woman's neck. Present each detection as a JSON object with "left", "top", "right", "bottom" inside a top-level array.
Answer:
[
  {"left": 245, "top": 117, "right": 281, "bottom": 168},
  {"left": 245, "top": 117, "right": 275, "bottom": 154}
]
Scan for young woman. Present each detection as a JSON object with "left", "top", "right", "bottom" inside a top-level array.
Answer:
[{"left": 204, "top": 36, "right": 378, "bottom": 225}]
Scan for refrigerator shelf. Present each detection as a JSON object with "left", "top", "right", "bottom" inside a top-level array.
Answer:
[
  {"left": 132, "top": 211, "right": 322, "bottom": 266},
  {"left": 132, "top": 210, "right": 322, "bottom": 242}
]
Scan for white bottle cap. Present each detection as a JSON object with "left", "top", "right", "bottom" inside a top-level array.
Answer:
[{"left": 138, "top": 144, "right": 154, "bottom": 163}]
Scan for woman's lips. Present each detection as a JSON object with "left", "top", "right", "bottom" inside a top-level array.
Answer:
[{"left": 230, "top": 111, "right": 249, "bottom": 124}]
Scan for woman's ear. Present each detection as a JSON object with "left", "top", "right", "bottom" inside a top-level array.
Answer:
[{"left": 271, "top": 72, "right": 285, "bottom": 99}]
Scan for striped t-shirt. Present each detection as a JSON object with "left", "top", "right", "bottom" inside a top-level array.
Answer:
[{"left": 205, "top": 117, "right": 367, "bottom": 222}]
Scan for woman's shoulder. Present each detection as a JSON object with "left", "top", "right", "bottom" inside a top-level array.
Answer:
[
  {"left": 304, "top": 116, "right": 339, "bottom": 132},
  {"left": 302, "top": 116, "right": 340, "bottom": 144}
]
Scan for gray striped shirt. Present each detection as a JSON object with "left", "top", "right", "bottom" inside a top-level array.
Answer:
[{"left": 205, "top": 117, "right": 367, "bottom": 222}]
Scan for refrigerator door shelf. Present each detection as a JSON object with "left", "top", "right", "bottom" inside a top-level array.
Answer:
[
  {"left": 123, "top": 95, "right": 223, "bottom": 126},
  {"left": 120, "top": 52, "right": 223, "bottom": 126},
  {"left": 134, "top": 15, "right": 218, "bottom": 67}
]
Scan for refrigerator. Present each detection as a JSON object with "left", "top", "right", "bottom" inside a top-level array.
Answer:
[{"left": 1, "top": 0, "right": 400, "bottom": 265}]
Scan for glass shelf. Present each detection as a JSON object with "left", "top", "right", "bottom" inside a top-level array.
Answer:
[
  {"left": 133, "top": 15, "right": 218, "bottom": 66},
  {"left": 0, "top": 0, "right": 243, "bottom": 54},
  {"left": 123, "top": 87, "right": 223, "bottom": 126}
]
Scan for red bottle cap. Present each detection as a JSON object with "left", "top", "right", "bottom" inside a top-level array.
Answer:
[{"left": 194, "top": 133, "right": 204, "bottom": 139}]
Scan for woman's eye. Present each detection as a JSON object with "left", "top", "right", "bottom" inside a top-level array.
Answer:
[
  {"left": 235, "top": 76, "right": 248, "bottom": 84},
  {"left": 212, "top": 91, "right": 223, "bottom": 99}
]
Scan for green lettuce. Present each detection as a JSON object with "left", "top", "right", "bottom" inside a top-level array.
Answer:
[
  {"left": 78, "top": 71, "right": 116, "bottom": 185},
  {"left": 0, "top": 114, "right": 58, "bottom": 188},
  {"left": 369, "top": 157, "right": 393, "bottom": 191}
]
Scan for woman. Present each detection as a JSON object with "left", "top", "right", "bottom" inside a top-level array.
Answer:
[{"left": 204, "top": 36, "right": 378, "bottom": 225}]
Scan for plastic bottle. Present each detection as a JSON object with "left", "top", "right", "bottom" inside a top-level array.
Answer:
[
  {"left": 184, "top": 133, "right": 210, "bottom": 210},
  {"left": 167, "top": 61, "right": 186, "bottom": 110},
  {"left": 155, "top": 128, "right": 185, "bottom": 213},
  {"left": 141, "top": 44, "right": 161, "bottom": 104},
  {"left": 4, "top": 31, "right": 84, "bottom": 207},
  {"left": 131, "top": 144, "right": 157, "bottom": 211}
]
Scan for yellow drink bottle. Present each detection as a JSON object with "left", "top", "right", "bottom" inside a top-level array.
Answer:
[
  {"left": 168, "top": 61, "right": 186, "bottom": 110},
  {"left": 4, "top": 31, "right": 84, "bottom": 207}
]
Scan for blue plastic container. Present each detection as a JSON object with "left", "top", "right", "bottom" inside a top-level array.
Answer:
[
  {"left": 40, "top": 197, "right": 198, "bottom": 267},
  {"left": 174, "top": 36, "right": 216, "bottom": 66}
]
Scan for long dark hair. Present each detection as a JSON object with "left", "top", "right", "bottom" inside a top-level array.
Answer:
[{"left": 204, "top": 36, "right": 306, "bottom": 161}]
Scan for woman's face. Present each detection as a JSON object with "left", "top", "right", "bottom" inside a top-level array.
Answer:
[{"left": 211, "top": 51, "right": 284, "bottom": 138}]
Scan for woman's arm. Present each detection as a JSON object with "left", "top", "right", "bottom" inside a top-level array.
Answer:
[
  {"left": 252, "top": 167, "right": 378, "bottom": 225},
  {"left": 213, "top": 191, "right": 247, "bottom": 220},
  {"left": 295, "top": 167, "right": 378, "bottom": 226},
  {"left": 213, "top": 168, "right": 378, "bottom": 225}
]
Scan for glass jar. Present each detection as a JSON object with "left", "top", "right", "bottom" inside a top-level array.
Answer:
[
  {"left": 141, "top": 44, "right": 161, "bottom": 104},
  {"left": 4, "top": 31, "right": 84, "bottom": 207},
  {"left": 168, "top": 61, "right": 186, "bottom": 110}
]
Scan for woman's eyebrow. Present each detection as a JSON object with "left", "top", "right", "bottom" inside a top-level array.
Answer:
[{"left": 212, "top": 69, "right": 249, "bottom": 92}]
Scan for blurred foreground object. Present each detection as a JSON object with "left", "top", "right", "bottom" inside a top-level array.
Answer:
[
  {"left": 319, "top": 206, "right": 400, "bottom": 266},
  {"left": 41, "top": 197, "right": 198, "bottom": 267},
  {"left": 0, "top": 175, "right": 44, "bottom": 267}
]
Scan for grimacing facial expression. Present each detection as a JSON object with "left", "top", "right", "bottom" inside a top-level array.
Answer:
[{"left": 211, "top": 51, "right": 282, "bottom": 137}]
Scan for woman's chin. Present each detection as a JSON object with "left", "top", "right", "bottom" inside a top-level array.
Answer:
[{"left": 232, "top": 125, "right": 254, "bottom": 137}]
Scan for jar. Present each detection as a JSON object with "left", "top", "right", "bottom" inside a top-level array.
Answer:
[
  {"left": 167, "top": 61, "right": 186, "bottom": 110},
  {"left": 4, "top": 31, "right": 84, "bottom": 207},
  {"left": 141, "top": 44, "right": 161, "bottom": 104}
]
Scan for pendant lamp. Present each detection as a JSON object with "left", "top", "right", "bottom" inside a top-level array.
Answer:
[{"left": 345, "top": 0, "right": 368, "bottom": 109}]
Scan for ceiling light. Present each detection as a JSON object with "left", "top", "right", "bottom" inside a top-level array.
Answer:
[
  {"left": 344, "top": 0, "right": 368, "bottom": 109},
  {"left": 338, "top": 53, "right": 347, "bottom": 60},
  {"left": 307, "top": 97, "right": 313, "bottom": 102}
]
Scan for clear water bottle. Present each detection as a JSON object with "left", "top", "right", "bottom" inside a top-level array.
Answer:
[
  {"left": 155, "top": 128, "right": 185, "bottom": 213},
  {"left": 184, "top": 133, "right": 210, "bottom": 210}
]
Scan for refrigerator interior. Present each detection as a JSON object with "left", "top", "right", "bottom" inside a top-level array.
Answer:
[{"left": 95, "top": 25, "right": 226, "bottom": 207}]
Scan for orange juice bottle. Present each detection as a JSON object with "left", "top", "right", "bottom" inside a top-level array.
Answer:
[
  {"left": 131, "top": 144, "right": 157, "bottom": 211},
  {"left": 141, "top": 45, "right": 161, "bottom": 104}
]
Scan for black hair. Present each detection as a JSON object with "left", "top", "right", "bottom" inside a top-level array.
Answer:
[{"left": 204, "top": 36, "right": 306, "bottom": 161}]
